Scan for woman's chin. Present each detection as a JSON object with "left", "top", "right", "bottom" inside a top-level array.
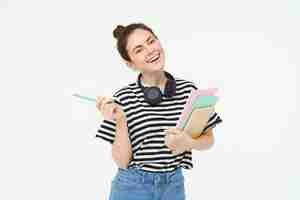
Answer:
[
  {"left": 151, "top": 65, "right": 164, "bottom": 73},
  {"left": 152, "top": 61, "right": 165, "bottom": 70},
  {"left": 142, "top": 61, "right": 165, "bottom": 73}
]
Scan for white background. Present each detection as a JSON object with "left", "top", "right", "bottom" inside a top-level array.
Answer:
[{"left": 0, "top": 0, "right": 299, "bottom": 199}]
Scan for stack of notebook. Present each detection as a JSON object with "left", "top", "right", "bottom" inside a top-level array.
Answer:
[{"left": 175, "top": 88, "right": 219, "bottom": 138}]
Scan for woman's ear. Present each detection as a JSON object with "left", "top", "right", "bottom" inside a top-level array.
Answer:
[{"left": 125, "top": 61, "right": 132, "bottom": 68}]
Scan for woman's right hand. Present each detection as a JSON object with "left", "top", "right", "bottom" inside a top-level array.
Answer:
[{"left": 96, "top": 96, "right": 125, "bottom": 121}]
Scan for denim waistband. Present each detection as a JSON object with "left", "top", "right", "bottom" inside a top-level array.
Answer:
[{"left": 115, "top": 166, "right": 184, "bottom": 185}]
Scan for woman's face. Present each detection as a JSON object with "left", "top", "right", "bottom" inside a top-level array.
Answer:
[{"left": 125, "top": 29, "right": 165, "bottom": 74}]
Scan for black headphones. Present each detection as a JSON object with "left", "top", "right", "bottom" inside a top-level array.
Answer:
[{"left": 137, "top": 71, "right": 176, "bottom": 106}]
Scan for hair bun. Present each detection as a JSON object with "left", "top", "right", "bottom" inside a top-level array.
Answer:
[{"left": 113, "top": 25, "right": 125, "bottom": 39}]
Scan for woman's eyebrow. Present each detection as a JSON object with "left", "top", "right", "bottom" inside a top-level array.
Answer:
[{"left": 132, "top": 35, "right": 152, "bottom": 52}]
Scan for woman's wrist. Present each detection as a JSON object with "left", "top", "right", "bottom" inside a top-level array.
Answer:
[
  {"left": 181, "top": 131, "right": 194, "bottom": 151},
  {"left": 114, "top": 105, "right": 126, "bottom": 122},
  {"left": 115, "top": 113, "right": 126, "bottom": 124}
]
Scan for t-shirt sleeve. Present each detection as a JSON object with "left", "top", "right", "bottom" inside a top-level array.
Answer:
[
  {"left": 95, "top": 94, "right": 123, "bottom": 144},
  {"left": 201, "top": 111, "right": 223, "bottom": 134}
]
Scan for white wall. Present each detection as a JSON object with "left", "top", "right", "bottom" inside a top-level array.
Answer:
[{"left": 0, "top": 0, "right": 299, "bottom": 199}]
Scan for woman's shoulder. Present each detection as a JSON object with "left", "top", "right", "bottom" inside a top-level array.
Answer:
[
  {"left": 174, "top": 76, "right": 198, "bottom": 90},
  {"left": 112, "top": 82, "right": 137, "bottom": 99}
]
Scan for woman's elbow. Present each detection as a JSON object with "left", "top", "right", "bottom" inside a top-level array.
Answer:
[
  {"left": 205, "top": 136, "right": 215, "bottom": 149},
  {"left": 194, "top": 134, "right": 215, "bottom": 151}
]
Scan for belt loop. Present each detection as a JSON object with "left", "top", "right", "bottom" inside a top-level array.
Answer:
[
  {"left": 154, "top": 174, "right": 158, "bottom": 185},
  {"left": 136, "top": 166, "right": 144, "bottom": 184},
  {"left": 141, "top": 172, "right": 145, "bottom": 184}
]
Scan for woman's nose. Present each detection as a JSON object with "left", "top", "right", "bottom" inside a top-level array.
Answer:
[
  {"left": 145, "top": 44, "right": 155, "bottom": 54},
  {"left": 146, "top": 49, "right": 156, "bottom": 58}
]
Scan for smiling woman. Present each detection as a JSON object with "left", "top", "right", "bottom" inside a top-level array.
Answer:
[
  {"left": 113, "top": 24, "right": 167, "bottom": 81},
  {"left": 95, "top": 22, "right": 223, "bottom": 200}
]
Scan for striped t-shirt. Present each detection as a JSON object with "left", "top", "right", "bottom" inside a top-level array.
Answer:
[{"left": 96, "top": 77, "right": 222, "bottom": 172}]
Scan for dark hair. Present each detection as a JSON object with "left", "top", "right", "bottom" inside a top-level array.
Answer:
[{"left": 113, "top": 23, "right": 158, "bottom": 62}]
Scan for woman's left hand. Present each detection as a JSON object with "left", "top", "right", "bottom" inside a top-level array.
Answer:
[{"left": 164, "top": 128, "right": 191, "bottom": 155}]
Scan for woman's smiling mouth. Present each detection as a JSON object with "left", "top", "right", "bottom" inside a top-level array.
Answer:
[{"left": 147, "top": 53, "right": 161, "bottom": 63}]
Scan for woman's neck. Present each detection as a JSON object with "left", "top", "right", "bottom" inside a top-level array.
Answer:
[{"left": 141, "top": 70, "right": 167, "bottom": 89}]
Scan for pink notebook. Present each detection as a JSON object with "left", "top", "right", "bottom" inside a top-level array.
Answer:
[{"left": 176, "top": 88, "right": 218, "bottom": 130}]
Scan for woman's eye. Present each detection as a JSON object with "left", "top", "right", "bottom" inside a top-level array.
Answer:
[
  {"left": 136, "top": 49, "right": 142, "bottom": 54},
  {"left": 150, "top": 39, "right": 155, "bottom": 44}
]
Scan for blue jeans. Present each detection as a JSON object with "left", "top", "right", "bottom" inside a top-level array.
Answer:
[{"left": 109, "top": 166, "right": 186, "bottom": 200}]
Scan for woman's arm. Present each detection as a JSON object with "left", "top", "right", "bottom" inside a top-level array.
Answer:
[
  {"left": 111, "top": 116, "right": 132, "bottom": 169},
  {"left": 186, "top": 128, "right": 214, "bottom": 151},
  {"left": 165, "top": 128, "right": 214, "bottom": 154}
]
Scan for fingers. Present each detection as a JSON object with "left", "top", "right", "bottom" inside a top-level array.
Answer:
[
  {"left": 100, "top": 97, "right": 114, "bottom": 113},
  {"left": 96, "top": 96, "right": 114, "bottom": 112},
  {"left": 96, "top": 96, "right": 108, "bottom": 112},
  {"left": 165, "top": 134, "right": 176, "bottom": 150},
  {"left": 96, "top": 96, "right": 103, "bottom": 111},
  {"left": 165, "top": 127, "right": 182, "bottom": 135}
]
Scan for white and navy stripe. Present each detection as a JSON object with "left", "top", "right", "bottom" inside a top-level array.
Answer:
[{"left": 96, "top": 78, "right": 222, "bottom": 172}]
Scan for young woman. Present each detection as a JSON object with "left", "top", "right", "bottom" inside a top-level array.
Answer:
[{"left": 96, "top": 23, "right": 222, "bottom": 200}]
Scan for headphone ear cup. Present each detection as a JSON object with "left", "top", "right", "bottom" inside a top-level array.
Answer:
[
  {"left": 164, "top": 79, "right": 176, "bottom": 97},
  {"left": 144, "top": 87, "right": 162, "bottom": 105}
]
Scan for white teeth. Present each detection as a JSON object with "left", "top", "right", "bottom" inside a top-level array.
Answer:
[{"left": 148, "top": 54, "right": 160, "bottom": 63}]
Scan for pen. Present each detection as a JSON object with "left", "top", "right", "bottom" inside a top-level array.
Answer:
[
  {"left": 72, "top": 93, "right": 96, "bottom": 103},
  {"left": 72, "top": 93, "right": 115, "bottom": 105}
]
